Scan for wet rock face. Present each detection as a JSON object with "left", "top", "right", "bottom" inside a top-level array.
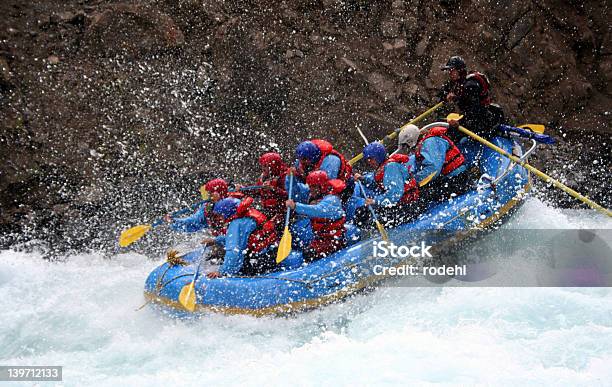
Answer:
[
  {"left": 83, "top": 4, "right": 185, "bottom": 58},
  {"left": 0, "top": 0, "right": 610, "bottom": 255}
]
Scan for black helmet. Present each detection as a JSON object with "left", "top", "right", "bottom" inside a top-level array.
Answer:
[{"left": 441, "top": 56, "right": 466, "bottom": 71}]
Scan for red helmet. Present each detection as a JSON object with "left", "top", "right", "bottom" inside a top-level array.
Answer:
[
  {"left": 204, "top": 178, "right": 229, "bottom": 197},
  {"left": 259, "top": 152, "right": 286, "bottom": 176},
  {"left": 306, "top": 170, "right": 329, "bottom": 191}
]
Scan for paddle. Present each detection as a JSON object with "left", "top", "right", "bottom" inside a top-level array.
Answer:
[
  {"left": 457, "top": 125, "right": 612, "bottom": 217},
  {"left": 518, "top": 124, "right": 545, "bottom": 134},
  {"left": 276, "top": 172, "right": 294, "bottom": 263},
  {"left": 237, "top": 185, "right": 268, "bottom": 192},
  {"left": 498, "top": 124, "right": 555, "bottom": 144},
  {"left": 200, "top": 185, "right": 267, "bottom": 199},
  {"left": 349, "top": 102, "right": 444, "bottom": 166},
  {"left": 119, "top": 200, "right": 207, "bottom": 247},
  {"left": 119, "top": 185, "right": 269, "bottom": 247},
  {"left": 178, "top": 247, "right": 210, "bottom": 312},
  {"left": 356, "top": 181, "right": 390, "bottom": 241},
  {"left": 356, "top": 127, "right": 370, "bottom": 145}
]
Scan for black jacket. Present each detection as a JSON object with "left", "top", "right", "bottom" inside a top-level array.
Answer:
[{"left": 439, "top": 74, "right": 503, "bottom": 141}]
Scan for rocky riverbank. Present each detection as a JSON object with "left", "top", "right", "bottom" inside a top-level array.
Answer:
[{"left": 1, "top": 0, "right": 610, "bottom": 256}]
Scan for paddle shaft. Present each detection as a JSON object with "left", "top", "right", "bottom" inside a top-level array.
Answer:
[
  {"left": 275, "top": 173, "right": 294, "bottom": 263},
  {"left": 187, "top": 252, "right": 205, "bottom": 292},
  {"left": 154, "top": 200, "right": 208, "bottom": 227},
  {"left": 284, "top": 173, "right": 294, "bottom": 227},
  {"left": 357, "top": 181, "right": 379, "bottom": 221},
  {"left": 163, "top": 185, "right": 267, "bottom": 225},
  {"left": 457, "top": 125, "right": 612, "bottom": 217},
  {"left": 357, "top": 181, "right": 389, "bottom": 241},
  {"left": 179, "top": 247, "right": 209, "bottom": 311},
  {"left": 192, "top": 247, "right": 208, "bottom": 282},
  {"left": 235, "top": 185, "right": 267, "bottom": 192},
  {"left": 349, "top": 102, "right": 444, "bottom": 166}
]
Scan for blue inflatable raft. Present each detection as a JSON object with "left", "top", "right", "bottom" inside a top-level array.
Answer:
[{"left": 144, "top": 124, "right": 534, "bottom": 317}]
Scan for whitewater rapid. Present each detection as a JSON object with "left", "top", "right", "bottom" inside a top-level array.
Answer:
[{"left": 1, "top": 198, "right": 611, "bottom": 386}]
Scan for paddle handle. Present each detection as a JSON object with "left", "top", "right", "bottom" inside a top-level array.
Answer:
[
  {"left": 457, "top": 125, "right": 612, "bottom": 217},
  {"left": 349, "top": 102, "right": 444, "bottom": 166}
]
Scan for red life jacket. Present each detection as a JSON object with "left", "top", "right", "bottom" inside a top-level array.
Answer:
[
  {"left": 309, "top": 181, "right": 346, "bottom": 255},
  {"left": 465, "top": 71, "right": 491, "bottom": 106},
  {"left": 310, "top": 215, "right": 345, "bottom": 257},
  {"left": 204, "top": 202, "right": 226, "bottom": 236},
  {"left": 308, "top": 139, "right": 353, "bottom": 183},
  {"left": 256, "top": 171, "right": 288, "bottom": 219},
  {"left": 311, "top": 215, "right": 345, "bottom": 240},
  {"left": 373, "top": 154, "right": 419, "bottom": 203},
  {"left": 310, "top": 210, "right": 345, "bottom": 257},
  {"left": 228, "top": 191, "right": 245, "bottom": 199},
  {"left": 227, "top": 197, "right": 278, "bottom": 254},
  {"left": 415, "top": 127, "right": 465, "bottom": 176}
]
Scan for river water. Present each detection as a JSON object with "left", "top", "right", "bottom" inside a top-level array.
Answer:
[{"left": 1, "top": 198, "right": 611, "bottom": 386}]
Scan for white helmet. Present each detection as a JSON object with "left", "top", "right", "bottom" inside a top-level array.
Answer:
[{"left": 398, "top": 124, "right": 420, "bottom": 149}]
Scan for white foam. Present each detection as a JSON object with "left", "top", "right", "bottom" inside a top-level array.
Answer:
[{"left": 1, "top": 199, "right": 611, "bottom": 386}]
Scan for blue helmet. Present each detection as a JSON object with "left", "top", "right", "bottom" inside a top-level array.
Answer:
[
  {"left": 213, "top": 197, "right": 241, "bottom": 219},
  {"left": 296, "top": 141, "right": 321, "bottom": 163},
  {"left": 363, "top": 142, "right": 387, "bottom": 164}
]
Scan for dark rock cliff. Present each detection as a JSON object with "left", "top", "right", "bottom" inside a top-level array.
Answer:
[{"left": 1, "top": 0, "right": 610, "bottom": 255}]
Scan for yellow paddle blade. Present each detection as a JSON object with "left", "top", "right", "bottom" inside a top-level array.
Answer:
[
  {"left": 200, "top": 186, "right": 210, "bottom": 200},
  {"left": 179, "top": 282, "right": 197, "bottom": 312},
  {"left": 418, "top": 171, "right": 438, "bottom": 187},
  {"left": 375, "top": 221, "right": 389, "bottom": 242},
  {"left": 119, "top": 224, "right": 152, "bottom": 247},
  {"left": 276, "top": 226, "right": 292, "bottom": 263},
  {"left": 446, "top": 112, "right": 464, "bottom": 121},
  {"left": 518, "top": 124, "right": 545, "bottom": 134}
]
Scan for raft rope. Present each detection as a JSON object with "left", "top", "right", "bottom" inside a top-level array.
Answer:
[
  {"left": 233, "top": 275, "right": 315, "bottom": 287},
  {"left": 159, "top": 274, "right": 194, "bottom": 289},
  {"left": 135, "top": 262, "right": 180, "bottom": 311}
]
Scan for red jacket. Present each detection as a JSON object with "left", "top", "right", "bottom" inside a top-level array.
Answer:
[
  {"left": 227, "top": 197, "right": 278, "bottom": 254},
  {"left": 374, "top": 154, "right": 419, "bottom": 203},
  {"left": 415, "top": 127, "right": 465, "bottom": 176},
  {"left": 308, "top": 179, "right": 346, "bottom": 257},
  {"left": 255, "top": 172, "right": 288, "bottom": 221},
  {"left": 300, "top": 139, "right": 353, "bottom": 183}
]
